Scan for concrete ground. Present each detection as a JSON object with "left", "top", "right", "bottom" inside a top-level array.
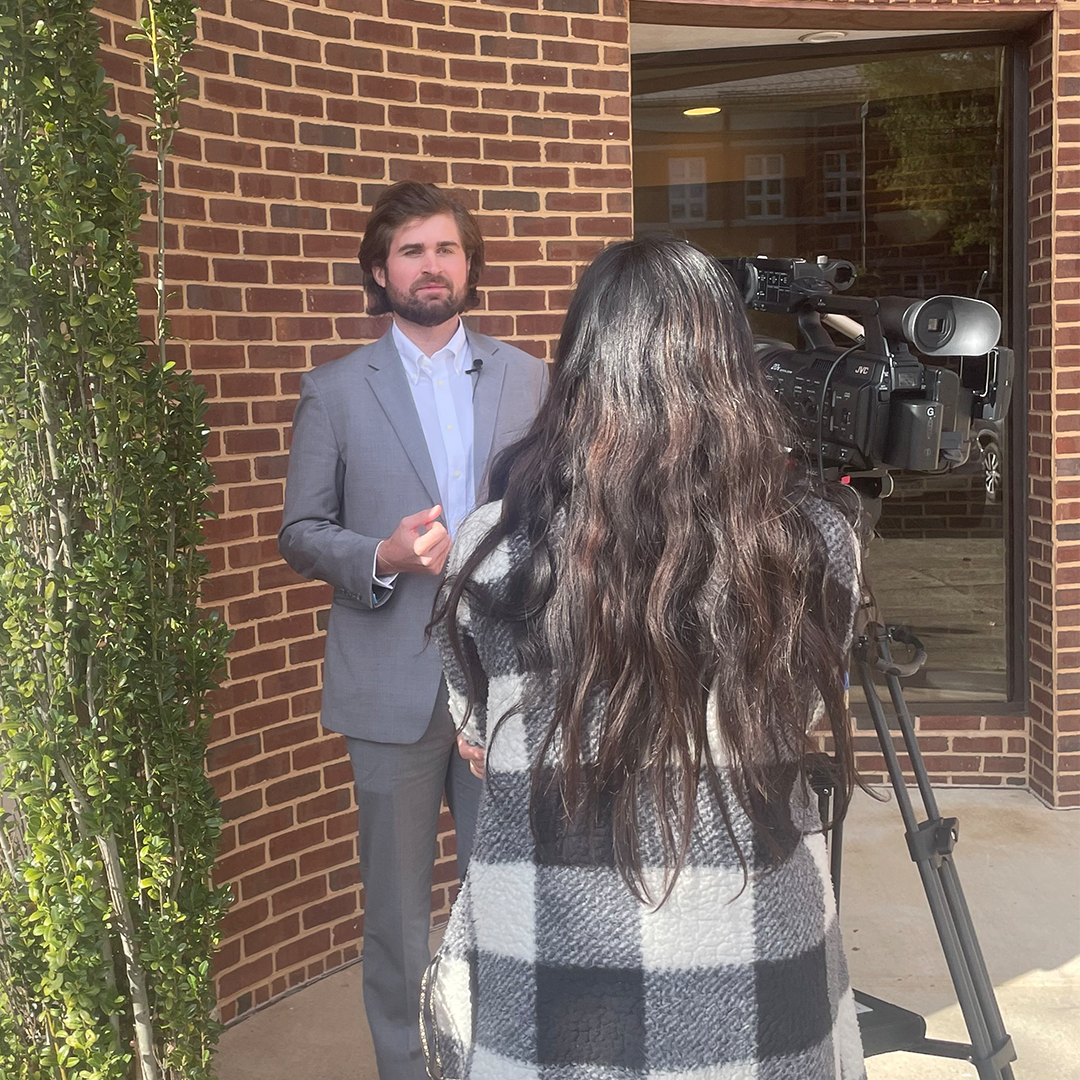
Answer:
[{"left": 215, "top": 787, "right": 1079, "bottom": 1080}]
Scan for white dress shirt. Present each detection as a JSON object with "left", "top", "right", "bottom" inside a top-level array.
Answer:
[
  {"left": 372, "top": 321, "right": 477, "bottom": 601},
  {"left": 392, "top": 320, "right": 476, "bottom": 537}
]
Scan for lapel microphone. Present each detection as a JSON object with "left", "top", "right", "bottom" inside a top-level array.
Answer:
[{"left": 465, "top": 358, "right": 483, "bottom": 376}]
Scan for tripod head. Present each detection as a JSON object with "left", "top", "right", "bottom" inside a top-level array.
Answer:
[{"left": 853, "top": 624, "right": 928, "bottom": 680}]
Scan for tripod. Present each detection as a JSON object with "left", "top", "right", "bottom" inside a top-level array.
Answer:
[{"left": 816, "top": 622, "right": 1017, "bottom": 1079}]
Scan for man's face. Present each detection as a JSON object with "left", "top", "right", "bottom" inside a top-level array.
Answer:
[{"left": 373, "top": 213, "right": 471, "bottom": 329}]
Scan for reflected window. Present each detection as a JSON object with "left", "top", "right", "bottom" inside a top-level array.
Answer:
[
  {"left": 668, "top": 156, "right": 707, "bottom": 222},
  {"left": 632, "top": 43, "right": 1015, "bottom": 704},
  {"left": 823, "top": 151, "right": 860, "bottom": 215},
  {"left": 745, "top": 153, "right": 784, "bottom": 218}
]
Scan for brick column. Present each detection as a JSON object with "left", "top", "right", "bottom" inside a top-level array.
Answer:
[
  {"left": 1029, "top": 13, "right": 1056, "bottom": 803},
  {"left": 1031, "top": 4, "right": 1080, "bottom": 807},
  {"left": 96, "top": 0, "right": 633, "bottom": 1021}
]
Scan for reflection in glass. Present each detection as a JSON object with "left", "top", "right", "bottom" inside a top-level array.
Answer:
[{"left": 632, "top": 46, "right": 1010, "bottom": 702}]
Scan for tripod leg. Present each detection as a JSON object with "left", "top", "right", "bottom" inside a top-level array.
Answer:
[
  {"left": 811, "top": 755, "right": 844, "bottom": 912},
  {"left": 937, "top": 855, "right": 1016, "bottom": 1079},
  {"left": 830, "top": 813, "right": 844, "bottom": 915},
  {"left": 857, "top": 657, "right": 1014, "bottom": 1079},
  {"left": 880, "top": 667, "right": 1017, "bottom": 1079}
]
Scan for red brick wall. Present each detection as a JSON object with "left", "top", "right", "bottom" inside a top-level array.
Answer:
[
  {"left": 1033, "top": 3, "right": 1080, "bottom": 807},
  {"left": 93, "top": 0, "right": 1078, "bottom": 1028},
  {"left": 1029, "top": 12, "right": 1058, "bottom": 805},
  {"left": 96, "top": 0, "right": 633, "bottom": 1022},
  {"left": 853, "top": 716, "right": 1028, "bottom": 790}
]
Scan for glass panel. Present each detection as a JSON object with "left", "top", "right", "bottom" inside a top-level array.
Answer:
[{"left": 632, "top": 46, "right": 1010, "bottom": 702}]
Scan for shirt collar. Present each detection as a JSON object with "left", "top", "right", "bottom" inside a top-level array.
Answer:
[{"left": 393, "top": 320, "right": 468, "bottom": 384}]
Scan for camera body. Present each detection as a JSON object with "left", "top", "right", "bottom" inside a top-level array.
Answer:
[{"left": 717, "top": 256, "right": 1013, "bottom": 476}]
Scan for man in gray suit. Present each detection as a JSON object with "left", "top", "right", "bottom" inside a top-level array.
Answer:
[{"left": 278, "top": 182, "right": 547, "bottom": 1080}]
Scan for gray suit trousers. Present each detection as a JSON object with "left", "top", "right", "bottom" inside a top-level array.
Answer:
[{"left": 346, "top": 684, "right": 480, "bottom": 1080}]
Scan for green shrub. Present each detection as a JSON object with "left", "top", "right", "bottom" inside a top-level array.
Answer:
[{"left": 0, "top": 1, "right": 231, "bottom": 1077}]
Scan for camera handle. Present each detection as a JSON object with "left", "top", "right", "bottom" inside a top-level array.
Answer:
[
  {"left": 817, "top": 623, "right": 1017, "bottom": 1078},
  {"left": 800, "top": 293, "right": 891, "bottom": 359}
]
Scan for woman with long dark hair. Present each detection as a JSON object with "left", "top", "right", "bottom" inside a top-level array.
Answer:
[{"left": 424, "top": 237, "right": 867, "bottom": 1080}]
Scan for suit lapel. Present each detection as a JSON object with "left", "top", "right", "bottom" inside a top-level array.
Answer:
[
  {"left": 468, "top": 332, "right": 508, "bottom": 500},
  {"left": 365, "top": 331, "right": 442, "bottom": 509}
]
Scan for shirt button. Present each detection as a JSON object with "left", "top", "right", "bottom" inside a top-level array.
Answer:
[
  {"left": 454, "top": 471, "right": 461, "bottom": 478},
  {"left": 438, "top": 379, "right": 444, "bottom": 386},
  {"left": 446, "top": 424, "right": 453, "bottom": 431}
]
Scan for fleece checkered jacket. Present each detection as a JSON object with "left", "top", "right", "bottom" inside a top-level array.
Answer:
[{"left": 426, "top": 499, "right": 866, "bottom": 1080}]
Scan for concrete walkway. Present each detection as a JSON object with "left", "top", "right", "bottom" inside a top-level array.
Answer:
[{"left": 215, "top": 787, "right": 1079, "bottom": 1080}]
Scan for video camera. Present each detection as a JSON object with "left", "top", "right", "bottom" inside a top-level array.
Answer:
[{"left": 717, "top": 256, "right": 1014, "bottom": 477}]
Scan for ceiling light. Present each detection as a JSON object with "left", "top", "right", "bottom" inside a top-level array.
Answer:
[
  {"left": 683, "top": 106, "right": 721, "bottom": 117},
  {"left": 799, "top": 30, "right": 848, "bottom": 43}
]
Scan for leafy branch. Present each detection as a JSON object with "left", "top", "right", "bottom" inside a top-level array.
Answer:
[{"left": 0, "top": 1, "right": 230, "bottom": 1077}]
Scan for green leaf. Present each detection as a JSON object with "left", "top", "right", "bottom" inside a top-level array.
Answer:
[{"left": 0, "top": 2, "right": 229, "bottom": 1072}]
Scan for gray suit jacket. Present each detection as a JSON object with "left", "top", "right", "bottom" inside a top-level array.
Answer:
[{"left": 278, "top": 326, "right": 548, "bottom": 743}]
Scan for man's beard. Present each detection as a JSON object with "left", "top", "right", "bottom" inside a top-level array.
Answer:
[{"left": 384, "top": 275, "right": 467, "bottom": 328}]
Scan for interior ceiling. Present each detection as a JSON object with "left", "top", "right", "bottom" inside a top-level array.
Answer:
[{"left": 629, "top": 25, "right": 979, "bottom": 55}]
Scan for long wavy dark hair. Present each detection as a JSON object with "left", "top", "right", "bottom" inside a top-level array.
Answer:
[{"left": 437, "top": 236, "right": 863, "bottom": 900}]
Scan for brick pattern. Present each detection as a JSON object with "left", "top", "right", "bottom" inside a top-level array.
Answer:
[
  {"left": 876, "top": 474, "right": 1003, "bottom": 540},
  {"left": 91, "top": 0, "right": 1079, "bottom": 1028},
  {"left": 1029, "top": 13, "right": 1057, "bottom": 805},
  {"left": 1040, "top": 4, "right": 1080, "bottom": 807},
  {"left": 96, "top": 0, "right": 632, "bottom": 1022},
  {"left": 852, "top": 715, "right": 1029, "bottom": 789}
]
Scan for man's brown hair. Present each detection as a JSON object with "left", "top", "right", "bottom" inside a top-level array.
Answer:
[{"left": 357, "top": 182, "right": 485, "bottom": 316}]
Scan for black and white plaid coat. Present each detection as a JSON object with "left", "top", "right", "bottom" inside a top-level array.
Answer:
[{"left": 427, "top": 499, "right": 866, "bottom": 1080}]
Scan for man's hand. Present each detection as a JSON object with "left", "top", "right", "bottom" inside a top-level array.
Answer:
[
  {"left": 457, "top": 733, "right": 486, "bottom": 779},
  {"left": 376, "top": 505, "right": 451, "bottom": 576}
]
